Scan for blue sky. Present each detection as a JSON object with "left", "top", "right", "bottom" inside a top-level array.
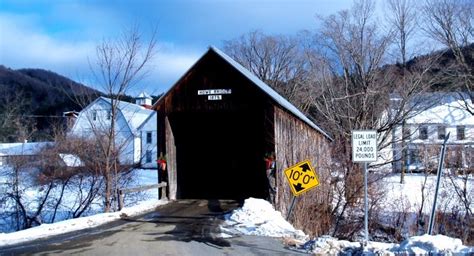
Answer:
[{"left": 0, "top": 0, "right": 354, "bottom": 95}]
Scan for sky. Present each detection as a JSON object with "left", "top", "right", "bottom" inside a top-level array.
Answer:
[{"left": 0, "top": 0, "right": 356, "bottom": 96}]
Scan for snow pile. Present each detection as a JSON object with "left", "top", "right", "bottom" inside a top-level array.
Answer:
[
  {"left": 394, "top": 234, "right": 473, "bottom": 255},
  {"left": 220, "top": 198, "right": 306, "bottom": 239},
  {"left": 302, "top": 236, "right": 394, "bottom": 255},
  {"left": 0, "top": 199, "right": 167, "bottom": 247},
  {"left": 306, "top": 236, "right": 361, "bottom": 255},
  {"left": 300, "top": 235, "right": 473, "bottom": 255}
]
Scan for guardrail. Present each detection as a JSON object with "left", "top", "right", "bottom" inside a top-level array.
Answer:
[{"left": 118, "top": 182, "right": 167, "bottom": 210}]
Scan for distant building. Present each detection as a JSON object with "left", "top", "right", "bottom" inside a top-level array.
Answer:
[
  {"left": 68, "top": 94, "right": 158, "bottom": 168},
  {"left": 0, "top": 142, "right": 52, "bottom": 166},
  {"left": 135, "top": 92, "right": 153, "bottom": 109},
  {"left": 62, "top": 111, "right": 79, "bottom": 131},
  {"left": 391, "top": 93, "right": 474, "bottom": 172}
]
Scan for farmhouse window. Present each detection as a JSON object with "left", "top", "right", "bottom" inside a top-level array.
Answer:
[
  {"left": 437, "top": 125, "right": 446, "bottom": 140},
  {"left": 457, "top": 126, "right": 465, "bottom": 140},
  {"left": 409, "top": 148, "right": 421, "bottom": 165},
  {"left": 419, "top": 126, "right": 428, "bottom": 140},
  {"left": 146, "top": 150, "right": 152, "bottom": 163},
  {"left": 403, "top": 126, "right": 410, "bottom": 140},
  {"left": 146, "top": 132, "right": 152, "bottom": 144}
]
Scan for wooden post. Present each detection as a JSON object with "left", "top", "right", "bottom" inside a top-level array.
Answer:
[
  {"left": 118, "top": 189, "right": 124, "bottom": 211},
  {"left": 160, "top": 182, "right": 168, "bottom": 200}
]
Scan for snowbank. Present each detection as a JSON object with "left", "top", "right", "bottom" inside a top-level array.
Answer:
[
  {"left": 301, "top": 235, "right": 473, "bottom": 255},
  {"left": 219, "top": 197, "right": 473, "bottom": 255},
  {"left": 394, "top": 234, "right": 473, "bottom": 255},
  {"left": 302, "top": 236, "right": 395, "bottom": 255},
  {"left": 220, "top": 197, "right": 306, "bottom": 239},
  {"left": 0, "top": 199, "right": 167, "bottom": 247}
]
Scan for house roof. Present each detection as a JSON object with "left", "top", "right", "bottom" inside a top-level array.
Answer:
[
  {"left": 0, "top": 142, "right": 52, "bottom": 156},
  {"left": 406, "top": 94, "right": 474, "bottom": 125},
  {"left": 137, "top": 111, "right": 157, "bottom": 131},
  {"left": 99, "top": 97, "right": 154, "bottom": 133},
  {"left": 155, "top": 46, "right": 332, "bottom": 140},
  {"left": 136, "top": 92, "right": 152, "bottom": 99}
]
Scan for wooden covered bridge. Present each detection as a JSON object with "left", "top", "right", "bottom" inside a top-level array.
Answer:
[{"left": 154, "top": 47, "right": 332, "bottom": 214}]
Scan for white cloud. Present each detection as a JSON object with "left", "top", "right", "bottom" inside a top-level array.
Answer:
[
  {"left": 135, "top": 45, "right": 202, "bottom": 95},
  {"left": 0, "top": 13, "right": 94, "bottom": 75},
  {"left": 0, "top": 13, "right": 201, "bottom": 94},
  {"left": 155, "top": 46, "right": 201, "bottom": 78}
]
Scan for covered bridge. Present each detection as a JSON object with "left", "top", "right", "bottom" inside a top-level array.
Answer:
[{"left": 154, "top": 47, "right": 332, "bottom": 216}]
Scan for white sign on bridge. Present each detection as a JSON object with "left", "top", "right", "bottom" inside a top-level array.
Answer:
[{"left": 352, "top": 130, "right": 377, "bottom": 163}]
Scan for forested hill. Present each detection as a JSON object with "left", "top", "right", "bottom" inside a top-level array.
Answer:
[
  {"left": 386, "top": 43, "right": 474, "bottom": 91},
  {"left": 0, "top": 65, "right": 101, "bottom": 141}
]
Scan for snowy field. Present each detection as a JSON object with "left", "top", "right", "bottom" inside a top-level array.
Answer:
[
  {"left": 0, "top": 168, "right": 165, "bottom": 247},
  {"left": 0, "top": 168, "right": 161, "bottom": 233},
  {"left": 380, "top": 173, "right": 473, "bottom": 214}
]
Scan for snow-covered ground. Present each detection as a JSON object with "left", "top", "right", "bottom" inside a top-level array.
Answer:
[
  {"left": 124, "top": 168, "right": 161, "bottom": 204},
  {"left": 220, "top": 197, "right": 473, "bottom": 255},
  {"left": 381, "top": 172, "right": 473, "bottom": 214},
  {"left": 0, "top": 168, "right": 166, "bottom": 247},
  {"left": 0, "top": 199, "right": 167, "bottom": 247},
  {"left": 1, "top": 171, "right": 472, "bottom": 255},
  {"left": 305, "top": 234, "right": 473, "bottom": 255},
  {"left": 0, "top": 168, "right": 161, "bottom": 233}
]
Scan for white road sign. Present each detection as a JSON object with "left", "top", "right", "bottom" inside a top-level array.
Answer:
[
  {"left": 197, "top": 89, "right": 232, "bottom": 95},
  {"left": 352, "top": 130, "right": 377, "bottom": 162}
]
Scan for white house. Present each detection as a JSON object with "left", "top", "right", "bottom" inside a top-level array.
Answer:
[
  {"left": 68, "top": 94, "right": 158, "bottom": 168},
  {"left": 391, "top": 93, "right": 474, "bottom": 172}
]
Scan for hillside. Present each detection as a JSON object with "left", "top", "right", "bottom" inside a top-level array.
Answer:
[
  {"left": 0, "top": 66, "right": 101, "bottom": 141},
  {"left": 388, "top": 43, "right": 474, "bottom": 91}
]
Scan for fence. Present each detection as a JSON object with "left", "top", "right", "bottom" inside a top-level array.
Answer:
[{"left": 118, "top": 182, "right": 167, "bottom": 210}]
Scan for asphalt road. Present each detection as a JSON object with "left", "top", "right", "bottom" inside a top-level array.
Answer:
[{"left": 0, "top": 200, "right": 308, "bottom": 255}]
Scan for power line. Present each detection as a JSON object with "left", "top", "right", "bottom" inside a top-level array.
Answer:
[{"left": 0, "top": 114, "right": 65, "bottom": 118}]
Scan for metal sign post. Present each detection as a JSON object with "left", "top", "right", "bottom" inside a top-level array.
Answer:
[
  {"left": 352, "top": 130, "right": 377, "bottom": 246},
  {"left": 427, "top": 132, "right": 450, "bottom": 235},
  {"left": 363, "top": 162, "right": 369, "bottom": 243},
  {"left": 286, "top": 196, "right": 297, "bottom": 221}
]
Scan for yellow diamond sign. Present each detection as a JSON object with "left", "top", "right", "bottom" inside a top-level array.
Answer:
[{"left": 284, "top": 160, "right": 320, "bottom": 196}]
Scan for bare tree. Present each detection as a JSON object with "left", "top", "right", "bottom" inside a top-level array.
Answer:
[
  {"left": 223, "top": 31, "right": 313, "bottom": 112},
  {"left": 87, "top": 25, "right": 157, "bottom": 212},
  {"left": 385, "top": 0, "right": 419, "bottom": 66},
  {"left": 222, "top": 0, "right": 440, "bottom": 238},
  {"left": 422, "top": 0, "right": 474, "bottom": 114},
  {"left": 307, "top": 0, "right": 442, "bottom": 237},
  {"left": 446, "top": 163, "right": 473, "bottom": 243},
  {"left": 0, "top": 144, "right": 67, "bottom": 231}
]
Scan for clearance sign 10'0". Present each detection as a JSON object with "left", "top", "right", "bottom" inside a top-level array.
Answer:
[{"left": 284, "top": 160, "right": 320, "bottom": 196}]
